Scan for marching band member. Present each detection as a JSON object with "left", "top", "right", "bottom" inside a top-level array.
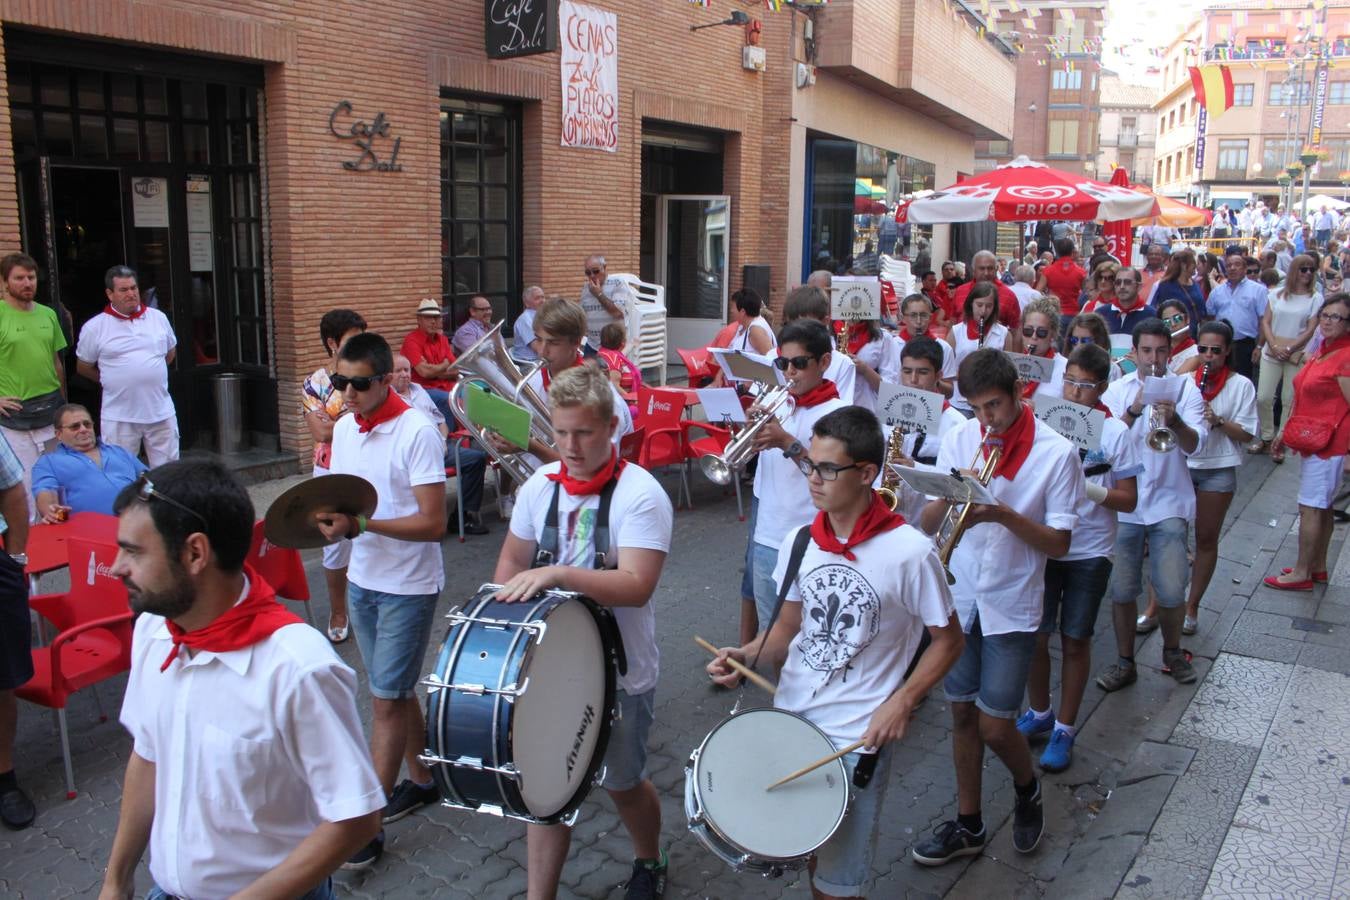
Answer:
[
  {"left": 1064, "top": 311, "right": 1126, "bottom": 382},
  {"left": 945, "top": 283, "right": 1008, "bottom": 417},
  {"left": 708, "top": 407, "right": 965, "bottom": 900},
  {"left": 745, "top": 320, "right": 849, "bottom": 642},
  {"left": 783, "top": 286, "right": 857, "bottom": 401},
  {"left": 838, "top": 316, "right": 900, "bottom": 413},
  {"left": 492, "top": 364, "right": 674, "bottom": 900},
  {"left": 1019, "top": 344, "right": 1140, "bottom": 773},
  {"left": 913, "top": 349, "right": 1082, "bottom": 866},
  {"left": 1158, "top": 299, "right": 1198, "bottom": 373},
  {"left": 1098, "top": 319, "right": 1208, "bottom": 691},
  {"left": 896, "top": 293, "right": 957, "bottom": 392},
  {"left": 884, "top": 337, "right": 967, "bottom": 524},
  {"left": 1018, "top": 297, "right": 1068, "bottom": 405}
]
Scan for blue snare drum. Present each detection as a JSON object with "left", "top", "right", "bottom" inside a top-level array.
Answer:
[{"left": 422, "top": 584, "right": 622, "bottom": 824}]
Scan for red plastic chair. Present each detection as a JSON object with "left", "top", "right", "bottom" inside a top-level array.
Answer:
[
  {"left": 247, "top": 520, "right": 314, "bottom": 624},
  {"left": 619, "top": 425, "right": 646, "bottom": 464},
  {"left": 18, "top": 537, "right": 133, "bottom": 799},
  {"left": 676, "top": 347, "right": 714, "bottom": 388},
  {"left": 634, "top": 386, "right": 692, "bottom": 508},
  {"left": 681, "top": 419, "right": 745, "bottom": 520}
]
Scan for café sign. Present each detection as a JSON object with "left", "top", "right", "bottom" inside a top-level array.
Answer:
[{"left": 328, "top": 101, "right": 403, "bottom": 172}]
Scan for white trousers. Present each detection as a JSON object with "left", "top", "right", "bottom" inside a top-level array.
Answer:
[
  {"left": 102, "top": 417, "right": 180, "bottom": 468},
  {"left": 0, "top": 423, "right": 55, "bottom": 521}
]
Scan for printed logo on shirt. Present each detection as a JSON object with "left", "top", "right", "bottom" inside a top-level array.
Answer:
[
  {"left": 562, "top": 508, "right": 596, "bottom": 567},
  {"left": 796, "top": 564, "right": 880, "bottom": 691}
]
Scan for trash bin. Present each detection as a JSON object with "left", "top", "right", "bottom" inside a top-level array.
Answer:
[{"left": 212, "top": 373, "right": 247, "bottom": 455}]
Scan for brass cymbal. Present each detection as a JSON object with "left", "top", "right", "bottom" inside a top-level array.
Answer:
[{"left": 263, "top": 474, "right": 377, "bottom": 549}]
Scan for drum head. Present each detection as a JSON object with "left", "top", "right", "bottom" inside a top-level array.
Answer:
[
  {"left": 511, "top": 600, "right": 608, "bottom": 818},
  {"left": 693, "top": 708, "right": 849, "bottom": 860}
]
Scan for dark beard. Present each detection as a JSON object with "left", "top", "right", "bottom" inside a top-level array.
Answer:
[{"left": 125, "top": 560, "right": 196, "bottom": 620}]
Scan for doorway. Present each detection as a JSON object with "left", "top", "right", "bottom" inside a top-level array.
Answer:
[{"left": 656, "top": 195, "right": 730, "bottom": 355}]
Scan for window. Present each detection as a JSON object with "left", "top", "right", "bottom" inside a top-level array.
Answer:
[
  {"left": 1047, "top": 119, "right": 1080, "bottom": 156},
  {"left": 1269, "top": 81, "right": 1312, "bottom": 105},
  {"left": 1330, "top": 82, "right": 1350, "bottom": 105},
  {"left": 1216, "top": 139, "right": 1249, "bottom": 177},
  {"left": 1157, "top": 159, "right": 1165, "bottom": 183},
  {"left": 1164, "top": 157, "right": 1172, "bottom": 182},
  {"left": 1328, "top": 139, "right": 1350, "bottom": 171},
  {"left": 1263, "top": 138, "right": 1297, "bottom": 171},
  {"left": 1051, "top": 69, "right": 1083, "bottom": 91},
  {"left": 1052, "top": 18, "right": 1087, "bottom": 53},
  {"left": 1186, "top": 147, "right": 1195, "bottom": 172},
  {"left": 1233, "top": 83, "right": 1254, "bottom": 106}
]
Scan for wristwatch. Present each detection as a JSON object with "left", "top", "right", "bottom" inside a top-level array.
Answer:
[{"left": 784, "top": 440, "right": 804, "bottom": 460}]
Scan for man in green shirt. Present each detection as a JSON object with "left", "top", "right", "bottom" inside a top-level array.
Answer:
[{"left": 0, "top": 253, "right": 67, "bottom": 519}]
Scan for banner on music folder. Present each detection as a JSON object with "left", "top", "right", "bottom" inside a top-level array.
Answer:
[
  {"left": 1033, "top": 397, "right": 1104, "bottom": 452},
  {"left": 877, "top": 384, "right": 943, "bottom": 433}
]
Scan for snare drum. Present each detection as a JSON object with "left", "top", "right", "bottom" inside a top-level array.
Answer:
[
  {"left": 422, "top": 585, "right": 622, "bottom": 824},
  {"left": 685, "top": 707, "right": 850, "bottom": 876}
]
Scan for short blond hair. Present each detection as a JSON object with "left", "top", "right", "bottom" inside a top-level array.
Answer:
[
  {"left": 1022, "top": 297, "right": 1062, "bottom": 339},
  {"left": 534, "top": 298, "right": 587, "bottom": 344},
  {"left": 548, "top": 362, "right": 614, "bottom": 421}
]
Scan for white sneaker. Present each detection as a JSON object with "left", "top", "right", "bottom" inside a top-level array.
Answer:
[{"left": 497, "top": 494, "right": 515, "bottom": 521}]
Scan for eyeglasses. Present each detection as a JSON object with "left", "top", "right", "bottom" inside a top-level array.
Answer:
[
  {"left": 1320, "top": 311, "right": 1349, "bottom": 323},
  {"left": 1063, "top": 378, "right": 1103, "bottom": 390},
  {"left": 471, "top": 305, "right": 493, "bottom": 313},
  {"left": 133, "top": 473, "right": 209, "bottom": 529},
  {"left": 62, "top": 420, "right": 94, "bottom": 431},
  {"left": 1022, "top": 326, "right": 1050, "bottom": 338},
  {"left": 1196, "top": 344, "right": 1226, "bottom": 355},
  {"left": 794, "top": 458, "right": 860, "bottom": 481},
  {"left": 1300, "top": 267, "right": 1316, "bottom": 274},
  {"left": 585, "top": 267, "right": 604, "bottom": 276},
  {"left": 1113, "top": 278, "right": 1136, "bottom": 285},
  {"left": 1163, "top": 313, "right": 1186, "bottom": 326},
  {"left": 774, "top": 354, "right": 818, "bottom": 371},
  {"left": 1066, "top": 335, "right": 1095, "bottom": 346},
  {"left": 331, "top": 372, "right": 387, "bottom": 392}
]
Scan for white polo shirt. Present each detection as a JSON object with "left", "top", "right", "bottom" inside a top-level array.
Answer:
[
  {"left": 936, "top": 413, "right": 1082, "bottom": 635},
  {"left": 851, "top": 333, "right": 901, "bottom": 413},
  {"left": 1102, "top": 371, "right": 1209, "bottom": 525},
  {"left": 1026, "top": 354, "right": 1067, "bottom": 405},
  {"left": 119, "top": 585, "right": 385, "bottom": 900},
  {"left": 510, "top": 461, "right": 673, "bottom": 695},
  {"left": 75, "top": 307, "right": 176, "bottom": 424},
  {"left": 896, "top": 335, "right": 958, "bottom": 381},
  {"left": 330, "top": 403, "right": 447, "bottom": 595},
  {"left": 822, "top": 350, "right": 857, "bottom": 403},
  {"left": 1063, "top": 415, "right": 1143, "bottom": 561},
  {"left": 1188, "top": 372, "right": 1258, "bottom": 471},
  {"left": 1168, "top": 343, "right": 1199, "bottom": 373},
  {"left": 753, "top": 395, "right": 850, "bottom": 550},
  {"left": 880, "top": 405, "right": 966, "bottom": 526}
]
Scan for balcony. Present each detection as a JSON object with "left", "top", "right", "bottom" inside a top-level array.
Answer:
[
  {"left": 1203, "top": 39, "right": 1350, "bottom": 62},
  {"left": 813, "top": 0, "right": 1017, "bottom": 140},
  {"left": 1118, "top": 132, "right": 1139, "bottom": 148}
]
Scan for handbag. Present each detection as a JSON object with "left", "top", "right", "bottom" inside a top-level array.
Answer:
[{"left": 1283, "top": 415, "right": 1334, "bottom": 455}]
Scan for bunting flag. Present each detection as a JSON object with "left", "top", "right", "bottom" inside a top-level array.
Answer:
[
  {"left": 1189, "top": 64, "right": 1236, "bottom": 119},
  {"left": 687, "top": 0, "right": 709, "bottom": 6},
  {"left": 764, "top": 0, "right": 783, "bottom": 9},
  {"left": 1005, "top": 0, "right": 1020, "bottom": 11}
]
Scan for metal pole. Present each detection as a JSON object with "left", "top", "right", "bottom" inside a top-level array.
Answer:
[{"left": 1301, "top": 4, "right": 1329, "bottom": 228}]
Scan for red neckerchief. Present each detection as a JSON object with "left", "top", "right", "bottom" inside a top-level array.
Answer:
[
  {"left": 964, "top": 318, "right": 991, "bottom": 341},
  {"left": 354, "top": 388, "right": 410, "bottom": 433},
  {"left": 1020, "top": 347, "right": 1055, "bottom": 398},
  {"left": 1171, "top": 336, "right": 1196, "bottom": 358},
  {"left": 160, "top": 567, "right": 302, "bottom": 672},
  {"left": 103, "top": 303, "right": 146, "bottom": 320},
  {"left": 846, "top": 322, "right": 872, "bottom": 355},
  {"left": 540, "top": 352, "right": 584, "bottom": 391},
  {"left": 984, "top": 402, "right": 1035, "bottom": 480},
  {"left": 809, "top": 492, "right": 905, "bottom": 561},
  {"left": 1096, "top": 403, "right": 1113, "bottom": 418},
  {"left": 1195, "top": 363, "right": 1230, "bottom": 403},
  {"left": 792, "top": 379, "right": 840, "bottom": 409},
  {"left": 545, "top": 448, "right": 626, "bottom": 496},
  {"left": 899, "top": 325, "right": 931, "bottom": 341}
]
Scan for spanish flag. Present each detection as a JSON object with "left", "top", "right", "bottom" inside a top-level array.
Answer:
[{"left": 1189, "top": 65, "right": 1235, "bottom": 119}]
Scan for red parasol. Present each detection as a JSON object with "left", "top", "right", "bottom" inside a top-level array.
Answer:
[{"left": 1100, "top": 167, "right": 1135, "bottom": 266}]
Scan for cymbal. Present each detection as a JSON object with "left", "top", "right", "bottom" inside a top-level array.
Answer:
[{"left": 264, "top": 474, "right": 378, "bottom": 549}]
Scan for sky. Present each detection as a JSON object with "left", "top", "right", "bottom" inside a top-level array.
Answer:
[{"left": 1099, "top": 0, "right": 1209, "bottom": 83}]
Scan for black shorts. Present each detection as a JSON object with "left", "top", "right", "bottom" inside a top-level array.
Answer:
[{"left": 0, "top": 550, "right": 33, "bottom": 691}]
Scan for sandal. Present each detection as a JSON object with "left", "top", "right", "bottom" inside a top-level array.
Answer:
[
  {"left": 1270, "top": 443, "right": 1285, "bottom": 464},
  {"left": 1247, "top": 440, "right": 1268, "bottom": 455},
  {"left": 327, "top": 617, "right": 350, "bottom": 644}
]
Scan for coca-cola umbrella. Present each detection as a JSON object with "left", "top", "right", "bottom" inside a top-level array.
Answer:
[{"left": 895, "top": 155, "right": 1159, "bottom": 224}]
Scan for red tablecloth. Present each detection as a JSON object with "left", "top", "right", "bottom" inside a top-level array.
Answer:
[{"left": 25, "top": 512, "right": 119, "bottom": 577}]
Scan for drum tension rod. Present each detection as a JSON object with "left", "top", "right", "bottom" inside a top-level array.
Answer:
[
  {"left": 420, "top": 674, "right": 530, "bottom": 698},
  {"left": 417, "top": 752, "right": 522, "bottom": 781},
  {"left": 444, "top": 612, "right": 549, "bottom": 640}
]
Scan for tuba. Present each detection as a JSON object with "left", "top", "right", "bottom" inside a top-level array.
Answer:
[
  {"left": 935, "top": 437, "right": 1002, "bottom": 585},
  {"left": 876, "top": 424, "right": 908, "bottom": 511},
  {"left": 700, "top": 384, "right": 792, "bottom": 485},
  {"left": 447, "top": 320, "right": 555, "bottom": 485}
]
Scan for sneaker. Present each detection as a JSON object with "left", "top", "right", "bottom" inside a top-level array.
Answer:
[
  {"left": 623, "top": 851, "right": 668, "bottom": 900},
  {"left": 497, "top": 494, "right": 515, "bottom": 521},
  {"left": 0, "top": 782, "right": 35, "bottom": 830},
  {"left": 1095, "top": 662, "right": 1138, "bottom": 692},
  {"left": 1135, "top": 614, "right": 1158, "bottom": 634},
  {"left": 1163, "top": 648, "right": 1197, "bottom": 684},
  {"left": 911, "top": 820, "right": 986, "bottom": 866},
  {"left": 342, "top": 829, "right": 385, "bottom": 870},
  {"left": 1015, "top": 709, "right": 1055, "bottom": 741},
  {"left": 1039, "top": 729, "right": 1075, "bottom": 773},
  {"left": 1182, "top": 614, "right": 1198, "bottom": 636},
  {"left": 383, "top": 779, "right": 440, "bottom": 823},
  {"left": 1012, "top": 781, "right": 1045, "bottom": 854}
]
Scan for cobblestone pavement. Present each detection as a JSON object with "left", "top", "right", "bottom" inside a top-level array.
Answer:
[{"left": 4, "top": 452, "right": 1350, "bottom": 898}]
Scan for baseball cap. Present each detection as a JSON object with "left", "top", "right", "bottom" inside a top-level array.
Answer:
[{"left": 416, "top": 298, "right": 442, "bottom": 316}]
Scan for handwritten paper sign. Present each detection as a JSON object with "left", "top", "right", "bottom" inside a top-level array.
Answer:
[
  {"left": 1033, "top": 397, "right": 1105, "bottom": 452},
  {"left": 1005, "top": 351, "right": 1057, "bottom": 383},
  {"left": 560, "top": 1, "right": 618, "bottom": 152},
  {"left": 876, "top": 384, "right": 944, "bottom": 433},
  {"left": 830, "top": 277, "right": 881, "bottom": 321},
  {"left": 486, "top": 0, "right": 558, "bottom": 59}
]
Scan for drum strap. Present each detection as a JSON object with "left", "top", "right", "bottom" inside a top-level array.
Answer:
[
  {"left": 534, "top": 477, "right": 621, "bottom": 570},
  {"left": 747, "top": 525, "right": 813, "bottom": 676}
]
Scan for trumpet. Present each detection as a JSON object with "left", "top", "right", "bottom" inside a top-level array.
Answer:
[
  {"left": 700, "top": 384, "right": 792, "bottom": 485},
  {"left": 1144, "top": 363, "right": 1178, "bottom": 453},
  {"left": 935, "top": 438, "right": 1003, "bottom": 585},
  {"left": 834, "top": 322, "right": 849, "bottom": 356},
  {"left": 876, "top": 424, "right": 908, "bottom": 512}
]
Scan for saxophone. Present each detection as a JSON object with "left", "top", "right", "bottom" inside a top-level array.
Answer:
[{"left": 876, "top": 425, "right": 908, "bottom": 511}]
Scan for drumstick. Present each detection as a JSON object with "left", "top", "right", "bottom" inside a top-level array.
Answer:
[
  {"left": 693, "top": 635, "right": 776, "bottom": 695},
  {"left": 764, "top": 740, "right": 867, "bottom": 792}
]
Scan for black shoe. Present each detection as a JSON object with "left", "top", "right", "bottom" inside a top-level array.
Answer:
[
  {"left": 1013, "top": 781, "right": 1045, "bottom": 854},
  {"left": 463, "top": 515, "right": 490, "bottom": 536},
  {"left": 911, "top": 819, "right": 986, "bottom": 866},
  {"left": 383, "top": 779, "right": 439, "bottom": 823},
  {"left": 341, "top": 829, "right": 384, "bottom": 870},
  {"left": 623, "top": 851, "right": 668, "bottom": 900},
  {"left": 0, "top": 783, "right": 35, "bottom": 830}
]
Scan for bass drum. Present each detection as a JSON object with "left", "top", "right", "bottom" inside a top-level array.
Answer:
[{"left": 423, "top": 585, "right": 622, "bottom": 824}]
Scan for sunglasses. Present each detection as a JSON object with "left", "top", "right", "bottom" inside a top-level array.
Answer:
[
  {"left": 794, "top": 458, "right": 860, "bottom": 482},
  {"left": 1300, "top": 267, "right": 1316, "bottom": 274},
  {"left": 1066, "top": 335, "right": 1095, "bottom": 346},
  {"left": 1163, "top": 314, "right": 1186, "bottom": 326},
  {"left": 133, "top": 472, "right": 209, "bottom": 529},
  {"left": 1063, "top": 378, "right": 1102, "bottom": 390},
  {"left": 585, "top": 267, "right": 604, "bottom": 276},
  {"left": 1246, "top": 268, "right": 1261, "bottom": 275},
  {"left": 331, "top": 372, "right": 387, "bottom": 392},
  {"left": 1113, "top": 278, "right": 1136, "bottom": 285},
  {"left": 62, "top": 420, "right": 94, "bottom": 431},
  {"left": 1196, "top": 344, "right": 1226, "bottom": 355},
  {"left": 774, "top": 354, "right": 818, "bottom": 371},
  {"left": 1022, "top": 326, "right": 1050, "bottom": 339}
]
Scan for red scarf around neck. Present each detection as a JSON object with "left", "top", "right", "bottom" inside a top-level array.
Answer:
[
  {"left": 984, "top": 402, "right": 1036, "bottom": 480},
  {"left": 1171, "top": 335, "right": 1195, "bottom": 358},
  {"left": 792, "top": 379, "right": 840, "bottom": 409},
  {"left": 846, "top": 322, "right": 872, "bottom": 356},
  {"left": 355, "top": 388, "right": 410, "bottom": 433},
  {"left": 899, "top": 325, "right": 932, "bottom": 342},
  {"left": 964, "top": 317, "right": 992, "bottom": 342},
  {"left": 540, "top": 352, "right": 585, "bottom": 391},
  {"left": 1020, "top": 347, "right": 1056, "bottom": 398},
  {"left": 1096, "top": 402, "right": 1113, "bottom": 417},
  {"left": 545, "top": 448, "right": 626, "bottom": 496},
  {"left": 104, "top": 303, "right": 146, "bottom": 320},
  {"left": 160, "top": 567, "right": 302, "bottom": 672},
  {"left": 1194, "top": 363, "right": 1231, "bottom": 403},
  {"left": 810, "top": 492, "right": 905, "bottom": 561}
]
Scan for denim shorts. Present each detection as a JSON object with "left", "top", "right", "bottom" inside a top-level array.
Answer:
[
  {"left": 740, "top": 499, "right": 758, "bottom": 600},
  {"left": 1110, "top": 518, "right": 1189, "bottom": 609},
  {"left": 348, "top": 584, "right": 440, "bottom": 700},
  {"left": 1190, "top": 465, "right": 1237, "bottom": 494},
  {"left": 149, "top": 879, "right": 333, "bottom": 900},
  {"left": 812, "top": 749, "right": 893, "bottom": 898},
  {"left": 943, "top": 614, "right": 1038, "bottom": 718},
  {"left": 750, "top": 540, "right": 785, "bottom": 629},
  {"left": 600, "top": 688, "right": 655, "bottom": 792},
  {"left": 1040, "top": 557, "right": 1113, "bottom": 640}
]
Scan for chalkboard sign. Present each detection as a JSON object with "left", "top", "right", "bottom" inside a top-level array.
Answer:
[{"left": 485, "top": 0, "right": 558, "bottom": 59}]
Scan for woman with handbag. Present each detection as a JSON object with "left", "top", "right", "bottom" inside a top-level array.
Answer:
[
  {"left": 1253, "top": 255, "right": 1322, "bottom": 461},
  {"left": 1264, "top": 293, "right": 1350, "bottom": 591}
]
